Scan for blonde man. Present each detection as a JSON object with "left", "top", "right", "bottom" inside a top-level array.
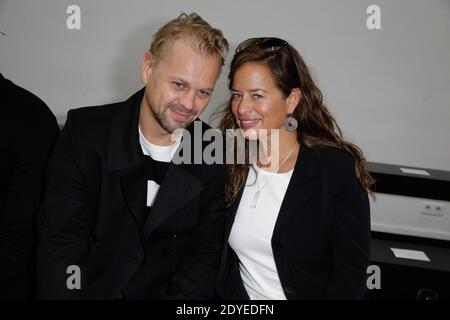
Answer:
[{"left": 37, "top": 13, "right": 228, "bottom": 299}]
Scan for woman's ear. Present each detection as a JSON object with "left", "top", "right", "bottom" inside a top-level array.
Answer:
[
  {"left": 141, "top": 51, "right": 155, "bottom": 85},
  {"left": 287, "top": 88, "right": 301, "bottom": 114}
]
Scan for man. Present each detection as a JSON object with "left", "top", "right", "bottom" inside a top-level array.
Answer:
[
  {"left": 0, "top": 73, "right": 59, "bottom": 299},
  {"left": 37, "top": 13, "right": 229, "bottom": 299}
]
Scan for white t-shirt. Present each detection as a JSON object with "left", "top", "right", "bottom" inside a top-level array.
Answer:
[
  {"left": 138, "top": 127, "right": 181, "bottom": 163},
  {"left": 228, "top": 164, "right": 293, "bottom": 300}
]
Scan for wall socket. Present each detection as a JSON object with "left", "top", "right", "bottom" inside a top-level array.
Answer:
[{"left": 421, "top": 201, "right": 446, "bottom": 217}]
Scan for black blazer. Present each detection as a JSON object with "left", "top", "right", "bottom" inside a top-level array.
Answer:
[
  {"left": 36, "top": 89, "right": 226, "bottom": 299},
  {"left": 216, "top": 145, "right": 371, "bottom": 300},
  {"left": 0, "top": 73, "right": 59, "bottom": 299}
]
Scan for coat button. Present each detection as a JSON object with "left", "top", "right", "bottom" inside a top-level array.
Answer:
[
  {"left": 284, "top": 286, "right": 295, "bottom": 294},
  {"left": 88, "top": 235, "right": 99, "bottom": 243},
  {"left": 161, "top": 248, "right": 171, "bottom": 256}
]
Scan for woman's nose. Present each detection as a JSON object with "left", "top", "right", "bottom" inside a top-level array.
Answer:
[{"left": 237, "top": 97, "right": 253, "bottom": 115}]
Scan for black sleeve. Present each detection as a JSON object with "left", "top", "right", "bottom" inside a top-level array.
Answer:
[
  {"left": 323, "top": 157, "right": 371, "bottom": 299},
  {"left": 0, "top": 95, "right": 59, "bottom": 299}
]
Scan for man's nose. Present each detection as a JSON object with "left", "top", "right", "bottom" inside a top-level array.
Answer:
[{"left": 179, "top": 90, "right": 197, "bottom": 112}]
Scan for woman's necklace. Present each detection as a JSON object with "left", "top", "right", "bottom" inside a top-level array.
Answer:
[{"left": 250, "top": 142, "right": 298, "bottom": 209}]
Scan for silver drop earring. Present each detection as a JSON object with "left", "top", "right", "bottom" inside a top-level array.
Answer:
[{"left": 284, "top": 114, "right": 298, "bottom": 132}]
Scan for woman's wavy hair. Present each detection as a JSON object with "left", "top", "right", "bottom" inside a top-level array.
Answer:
[{"left": 219, "top": 39, "right": 374, "bottom": 204}]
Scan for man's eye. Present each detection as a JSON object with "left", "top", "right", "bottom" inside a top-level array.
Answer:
[
  {"left": 198, "top": 90, "right": 211, "bottom": 98},
  {"left": 253, "top": 94, "right": 263, "bottom": 100},
  {"left": 173, "top": 82, "right": 185, "bottom": 89}
]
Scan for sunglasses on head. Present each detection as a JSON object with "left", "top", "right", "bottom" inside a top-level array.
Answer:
[
  {"left": 235, "top": 37, "right": 301, "bottom": 85},
  {"left": 235, "top": 37, "right": 288, "bottom": 53}
]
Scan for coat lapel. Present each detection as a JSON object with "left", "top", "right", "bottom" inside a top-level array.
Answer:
[
  {"left": 107, "top": 89, "right": 145, "bottom": 173},
  {"left": 140, "top": 121, "right": 206, "bottom": 237},
  {"left": 121, "top": 161, "right": 204, "bottom": 239},
  {"left": 120, "top": 163, "right": 149, "bottom": 227},
  {"left": 142, "top": 163, "right": 204, "bottom": 237},
  {"left": 273, "top": 145, "right": 319, "bottom": 232}
]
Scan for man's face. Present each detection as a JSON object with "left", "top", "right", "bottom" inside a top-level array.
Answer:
[{"left": 141, "top": 39, "right": 222, "bottom": 134}]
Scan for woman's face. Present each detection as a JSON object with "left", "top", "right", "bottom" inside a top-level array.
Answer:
[{"left": 230, "top": 62, "right": 297, "bottom": 140}]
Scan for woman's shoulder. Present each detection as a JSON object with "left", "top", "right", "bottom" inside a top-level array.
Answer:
[
  {"left": 306, "top": 145, "right": 355, "bottom": 169},
  {"left": 304, "top": 146, "right": 359, "bottom": 190}
]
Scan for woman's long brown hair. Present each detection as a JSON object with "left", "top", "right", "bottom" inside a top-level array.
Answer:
[{"left": 219, "top": 41, "right": 374, "bottom": 205}]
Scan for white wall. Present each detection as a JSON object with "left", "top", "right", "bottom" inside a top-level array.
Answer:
[{"left": 1, "top": 0, "right": 450, "bottom": 171}]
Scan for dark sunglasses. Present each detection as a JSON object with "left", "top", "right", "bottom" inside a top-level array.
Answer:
[{"left": 235, "top": 37, "right": 301, "bottom": 85}]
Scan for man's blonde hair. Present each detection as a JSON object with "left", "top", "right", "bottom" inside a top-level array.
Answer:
[{"left": 150, "top": 13, "right": 229, "bottom": 66}]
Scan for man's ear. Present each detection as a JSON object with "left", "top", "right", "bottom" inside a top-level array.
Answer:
[
  {"left": 141, "top": 51, "right": 155, "bottom": 85},
  {"left": 287, "top": 88, "right": 301, "bottom": 114}
]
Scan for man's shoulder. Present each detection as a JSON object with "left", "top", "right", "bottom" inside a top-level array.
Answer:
[
  {"left": 65, "top": 90, "right": 143, "bottom": 134},
  {"left": 62, "top": 98, "right": 131, "bottom": 151},
  {"left": 66, "top": 101, "right": 121, "bottom": 129}
]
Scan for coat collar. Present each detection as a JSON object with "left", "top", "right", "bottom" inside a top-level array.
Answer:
[{"left": 106, "top": 88, "right": 146, "bottom": 173}]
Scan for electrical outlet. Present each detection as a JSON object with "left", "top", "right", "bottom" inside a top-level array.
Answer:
[{"left": 421, "top": 201, "right": 446, "bottom": 217}]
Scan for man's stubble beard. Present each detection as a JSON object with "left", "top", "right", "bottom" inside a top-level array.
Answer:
[{"left": 148, "top": 101, "right": 195, "bottom": 134}]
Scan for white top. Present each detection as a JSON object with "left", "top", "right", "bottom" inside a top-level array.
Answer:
[
  {"left": 138, "top": 127, "right": 181, "bottom": 163},
  {"left": 228, "top": 164, "right": 293, "bottom": 300}
]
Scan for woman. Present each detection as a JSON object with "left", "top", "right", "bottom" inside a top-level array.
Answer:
[{"left": 216, "top": 38, "right": 373, "bottom": 300}]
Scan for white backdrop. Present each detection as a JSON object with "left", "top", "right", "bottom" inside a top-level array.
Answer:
[{"left": 1, "top": 0, "right": 450, "bottom": 171}]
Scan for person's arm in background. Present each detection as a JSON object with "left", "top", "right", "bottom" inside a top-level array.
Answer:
[
  {"left": 323, "top": 155, "right": 371, "bottom": 299},
  {"left": 0, "top": 79, "right": 59, "bottom": 299}
]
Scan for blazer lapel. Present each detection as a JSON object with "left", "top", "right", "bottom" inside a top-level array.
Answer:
[
  {"left": 121, "top": 162, "right": 204, "bottom": 239},
  {"left": 142, "top": 163, "right": 204, "bottom": 237},
  {"left": 140, "top": 120, "right": 211, "bottom": 236},
  {"left": 120, "top": 163, "right": 149, "bottom": 227},
  {"left": 108, "top": 89, "right": 148, "bottom": 228},
  {"left": 107, "top": 89, "right": 146, "bottom": 173},
  {"left": 274, "top": 145, "right": 319, "bottom": 232}
]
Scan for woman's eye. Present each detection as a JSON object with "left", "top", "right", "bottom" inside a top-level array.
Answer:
[
  {"left": 231, "top": 93, "right": 241, "bottom": 100},
  {"left": 253, "top": 94, "right": 263, "bottom": 100}
]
